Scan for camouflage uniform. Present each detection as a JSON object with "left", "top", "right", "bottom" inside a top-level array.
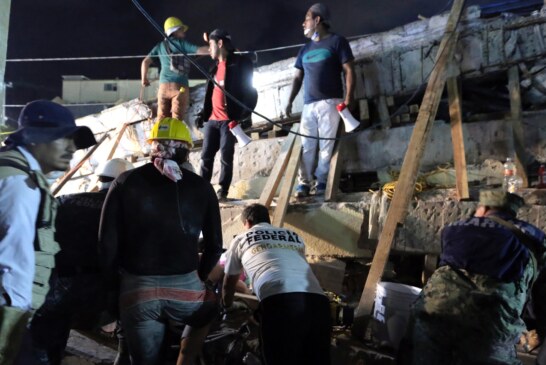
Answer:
[{"left": 405, "top": 191, "right": 546, "bottom": 365}]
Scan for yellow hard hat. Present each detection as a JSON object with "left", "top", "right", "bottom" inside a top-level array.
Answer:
[
  {"left": 148, "top": 117, "right": 193, "bottom": 147},
  {"left": 164, "top": 17, "right": 189, "bottom": 36}
]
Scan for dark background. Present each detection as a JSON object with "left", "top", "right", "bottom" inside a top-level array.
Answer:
[{"left": 5, "top": 0, "right": 540, "bottom": 121}]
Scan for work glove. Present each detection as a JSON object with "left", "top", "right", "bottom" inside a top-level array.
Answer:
[{"left": 194, "top": 110, "right": 205, "bottom": 129}]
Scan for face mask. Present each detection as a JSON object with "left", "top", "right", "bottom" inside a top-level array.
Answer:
[
  {"left": 304, "top": 27, "right": 313, "bottom": 37},
  {"left": 311, "top": 31, "right": 319, "bottom": 41}
]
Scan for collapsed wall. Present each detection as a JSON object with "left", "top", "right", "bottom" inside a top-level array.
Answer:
[{"left": 62, "top": 5, "right": 546, "bottom": 258}]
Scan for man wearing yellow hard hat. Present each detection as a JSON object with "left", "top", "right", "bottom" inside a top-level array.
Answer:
[
  {"left": 141, "top": 17, "right": 208, "bottom": 124},
  {"left": 99, "top": 118, "right": 222, "bottom": 365}
]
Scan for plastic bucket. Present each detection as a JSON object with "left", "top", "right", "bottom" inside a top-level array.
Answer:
[{"left": 372, "top": 281, "right": 421, "bottom": 350}]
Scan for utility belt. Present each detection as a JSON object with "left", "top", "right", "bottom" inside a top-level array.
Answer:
[{"left": 56, "top": 265, "right": 100, "bottom": 277}]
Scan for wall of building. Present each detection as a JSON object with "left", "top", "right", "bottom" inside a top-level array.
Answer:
[
  {"left": 62, "top": 79, "right": 159, "bottom": 104},
  {"left": 0, "top": 0, "right": 11, "bottom": 125}
]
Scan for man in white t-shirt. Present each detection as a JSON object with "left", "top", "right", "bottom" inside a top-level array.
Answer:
[{"left": 222, "top": 203, "right": 331, "bottom": 365}]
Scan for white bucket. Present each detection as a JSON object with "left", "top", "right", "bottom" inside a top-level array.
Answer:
[{"left": 372, "top": 281, "right": 421, "bottom": 350}]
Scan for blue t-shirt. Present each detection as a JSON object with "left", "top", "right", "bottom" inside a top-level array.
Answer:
[
  {"left": 294, "top": 33, "right": 354, "bottom": 104},
  {"left": 148, "top": 38, "right": 199, "bottom": 85}
]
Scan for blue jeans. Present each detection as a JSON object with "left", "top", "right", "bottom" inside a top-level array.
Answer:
[
  {"left": 199, "top": 120, "right": 236, "bottom": 194},
  {"left": 119, "top": 271, "right": 218, "bottom": 365}
]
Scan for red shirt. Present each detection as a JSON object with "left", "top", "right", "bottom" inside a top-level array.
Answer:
[{"left": 210, "top": 60, "right": 229, "bottom": 121}]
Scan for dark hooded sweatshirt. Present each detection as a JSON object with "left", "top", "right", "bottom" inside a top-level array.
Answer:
[{"left": 98, "top": 163, "right": 223, "bottom": 282}]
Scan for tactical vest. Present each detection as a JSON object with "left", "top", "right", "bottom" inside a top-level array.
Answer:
[{"left": 0, "top": 149, "right": 59, "bottom": 310}]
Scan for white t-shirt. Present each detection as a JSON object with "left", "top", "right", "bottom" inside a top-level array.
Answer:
[{"left": 224, "top": 222, "right": 324, "bottom": 301}]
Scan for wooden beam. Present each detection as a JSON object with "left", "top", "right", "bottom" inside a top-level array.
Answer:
[
  {"left": 325, "top": 126, "right": 345, "bottom": 202},
  {"left": 352, "top": 0, "right": 466, "bottom": 338},
  {"left": 447, "top": 77, "right": 470, "bottom": 200},
  {"left": 359, "top": 99, "right": 370, "bottom": 121},
  {"left": 377, "top": 95, "right": 391, "bottom": 129},
  {"left": 52, "top": 133, "right": 109, "bottom": 196},
  {"left": 259, "top": 124, "right": 299, "bottom": 208},
  {"left": 271, "top": 136, "right": 302, "bottom": 227},
  {"left": 508, "top": 66, "right": 529, "bottom": 187},
  {"left": 106, "top": 123, "right": 130, "bottom": 161}
]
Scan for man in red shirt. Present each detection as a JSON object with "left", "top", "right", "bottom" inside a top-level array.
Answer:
[{"left": 198, "top": 29, "right": 257, "bottom": 201}]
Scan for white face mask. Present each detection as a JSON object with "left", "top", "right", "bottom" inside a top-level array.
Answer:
[{"left": 304, "top": 27, "right": 313, "bottom": 37}]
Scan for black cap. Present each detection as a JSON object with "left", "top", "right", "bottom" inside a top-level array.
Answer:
[
  {"left": 9, "top": 100, "right": 96, "bottom": 149},
  {"left": 208, "top": 28, "right": 232, "bottom": 42}
]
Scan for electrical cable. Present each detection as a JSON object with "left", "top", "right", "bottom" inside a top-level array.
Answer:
[
  {"left": 5, "top": 1, "right": 462, "bottom": 142},
  {"left": 131, "top": 0, "right": 462, "bottom": 142}
]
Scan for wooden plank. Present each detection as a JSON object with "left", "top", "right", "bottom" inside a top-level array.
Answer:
[
  {"left": 52, "top": 133, "right": 109, "bottom": 196},
  {"left": 359, "top": 99, "right": 370, "bottom": 121},
  {"left": 106, "top": 123, "right": 130, "bottom": 161},
  {"left": 352, "top": 0, "right": 466, "bottom": 338},
  {"left": 324, "top": 126, "right": 344, "bottom": 202},
  {"left": 508, "top": 66, "right": 529, "bottom": 187},
  {"left": 422, "top": 254, "right": 439, "bottom": 284},
  {"left": 258, "top": 124, "right": 299, "bottom": 208},
  {"left": 377, "top": 95, "right": 391, "bottom": 129},
  {"left": 447, "top": 77, "right": 470, "bottom": 200},
  {"left": 271, "top": 135, "right": 302, "bottom": 227}
]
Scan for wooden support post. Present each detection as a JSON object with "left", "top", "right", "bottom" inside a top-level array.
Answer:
[
  {"left": 325, "top": 127, "right": 345, "bottom": 202},
  {"left": 352, "top": 0, "right": 466, "bottom": 338},
  {"left": 268, "top": 124, "right": 282, "bottom": 139},
  {"left": 259, "top": 124, "right": 299, "bottom": 208},
  {"left": 377, "top": 95, "right": 391, "bottom": 129},
  {"left": 271, "top": 136, "right": 302, "bottom": 227},
  {"left": 422, "top": 254, "right": 439, "bottom": 284},
  {"left": 52, "top": 133, "right": 109, "bottom": 196},
  {"left": 508, "top": 66, "right": 529, "bottom": 187},
  {"left": 359, "top": 99, "right": 370, "bottom": 122},
  {"left": 447, "top": 77, "right": 469, "bottom": 200}
]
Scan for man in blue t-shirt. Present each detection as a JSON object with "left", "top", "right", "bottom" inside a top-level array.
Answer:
[
  {"left": 285, "top": 3, "right": 355, "bottom": 197},
  {"left": 141, "top": 17, "right": 208, "bottom": 124}
]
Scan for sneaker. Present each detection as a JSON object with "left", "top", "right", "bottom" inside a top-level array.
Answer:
[
  {"left": 294, "top": 184, "right": 310, "bottom": 198},
  {"left": 217, "top": 189, "right": 228, "bottom": 202},
  {"left": 315, "top": 182, "right": 327, "bottom": 195}
]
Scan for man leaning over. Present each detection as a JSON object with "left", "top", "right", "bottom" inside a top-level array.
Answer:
[
  {"left": 222, "top": 203, "right": 331, "bottom": 365},
  {"left": 405, "top": 190, "right": 546, "bottom": 364}
]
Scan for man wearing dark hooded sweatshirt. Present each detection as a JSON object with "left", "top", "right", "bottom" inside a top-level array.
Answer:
[{"left": 99, "top": 117, "right": 222, "bottom": 365}]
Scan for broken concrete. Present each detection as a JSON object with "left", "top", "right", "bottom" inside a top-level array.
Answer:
[
  {"left": 217, "top": 189, "right": 546, "bottom": 257},
  {"left": 182, "top": 6, "right": 546, "bottom": 131}
]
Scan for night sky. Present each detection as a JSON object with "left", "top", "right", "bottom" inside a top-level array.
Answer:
[{"left": 5, "top": 0, "right": 531, "bottom": 121}]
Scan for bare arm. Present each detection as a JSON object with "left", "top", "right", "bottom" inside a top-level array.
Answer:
[
  {"left": 141, "top": 56, "right": 153, "bottom": 86},
  {"left": 196, "top": 45, "right": 209, "bottom": 55},
  {"left": 285, "top": 69, "right": 304, "bottom": 117},
  {"left": 222, "top": 274, "right": 240, "bottom": 308},
  {"left": 342, "top": 60, "right": 355, "bottom": 108}
]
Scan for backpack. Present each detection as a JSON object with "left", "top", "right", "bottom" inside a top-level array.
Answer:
[
  {"left": 164, "top": 40, "right": 191, "bottom": 77},
  {"left": 0, "top": 158, "right": 48, "bottom": 246}
]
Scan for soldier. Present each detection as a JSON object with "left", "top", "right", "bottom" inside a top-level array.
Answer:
[
  {"left": 404, "top": 190, "right": 546, "bottom": 364},
  {"left": 0, "top": 100, "right": 95, "bottom": 364}
]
